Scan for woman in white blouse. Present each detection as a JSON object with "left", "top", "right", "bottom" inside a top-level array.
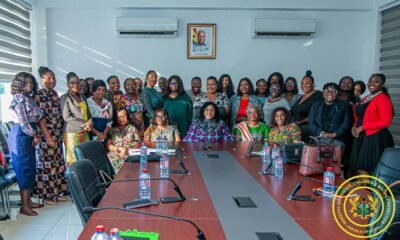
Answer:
[{"left": 87, "top": 80, "right": 113, "bottom": 141}]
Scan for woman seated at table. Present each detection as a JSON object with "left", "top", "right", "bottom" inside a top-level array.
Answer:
[
  {"left": 106, "top": 108, "right": 140, "bottom": 173},
  {"left": 143, "top": 108, "right": 181, "bottom": 142},
  {"left": 183, "top": 102, "right": 234, "bottom": 142},
  {"left": 233, "top": 105, "right": 270, "bottom": 142},
  {"left": 268, "top": 107, "right": 301, "bottom": 144}
]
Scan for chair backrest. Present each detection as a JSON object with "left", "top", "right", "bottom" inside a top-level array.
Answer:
[
  {"left": 67, "top": 159, "right": 105, "bottom": 226},
  {"left": 74, "top": 141, "right": 115, "bottom": 183},
  {"left": 373, "top": 148, "right": 400, "bottom": 194}
]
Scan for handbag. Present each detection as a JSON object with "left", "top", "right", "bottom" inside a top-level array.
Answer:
[
  {"left": 282, "top": 143, "right": 303, "bottom": 164},
  {"left": 299, "top": 136, "right": 342, "bottom": 176}
]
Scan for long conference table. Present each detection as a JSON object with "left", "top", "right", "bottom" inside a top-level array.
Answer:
[{"left": 78, "top": 142, "right": 360, "bottom": 240}]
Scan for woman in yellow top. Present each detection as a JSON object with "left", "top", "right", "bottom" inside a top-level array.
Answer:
[
  {"left": 144, "top": 108, "right": 181, "bottom": 142},
  {"left": 268, "top": 107, "right": 301, "bottom": 144},
  {"left": 60, "top": 72, "right": 92, "bottom": 166}
]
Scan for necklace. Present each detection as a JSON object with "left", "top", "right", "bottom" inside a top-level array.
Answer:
[{"left": 360, "top": 91, "right": 382, "bottom": 105}]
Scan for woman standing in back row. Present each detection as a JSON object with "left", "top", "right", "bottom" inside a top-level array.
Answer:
[
  {"left": 141, "top": 70, "right": 163, "bottom": 128},
  {"left": 8, "top": 72, "right": 55, "bottom": 215},
  {"left": 60, "top": 72, "right": 92, "bottom": 166},
  {"left": 34, "top": 67, "right": 68, "bottom": 205},
  {"left": 349, "top": 73, "right": 394, "bottom": 175}
]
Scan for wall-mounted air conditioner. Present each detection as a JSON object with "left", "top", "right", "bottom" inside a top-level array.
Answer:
[
  {"left": 116, "top": 17, "right": 178, "bottom": 38},
  {"left": 252, "top": 18, "right": 316, "bottom": 38}
]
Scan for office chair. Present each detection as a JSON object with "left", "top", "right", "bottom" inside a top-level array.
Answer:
[
  {"left": 75, "top": 140, "right": 115, "bottom": 184},
  {"left": 367, "top": 148, "right": 400, "bottom": 240},
  {"left": 66, "top": 159, "right": 105, "bottom": 226}
]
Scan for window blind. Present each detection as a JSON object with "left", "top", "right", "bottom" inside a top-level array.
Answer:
[
  {"left": 380, "top": 4, "right": 400, "bottom": 145},
  {"left": 0, "top": 0, "right": 31, "bottom": 81}
]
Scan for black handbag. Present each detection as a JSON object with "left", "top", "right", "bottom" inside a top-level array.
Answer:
[{"left": 282, "top": 143, "right": 304, "bottom": 164}]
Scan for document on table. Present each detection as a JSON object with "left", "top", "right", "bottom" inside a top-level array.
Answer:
[{"left": 128, "top": 148, "right": 176, "bottom": 156}]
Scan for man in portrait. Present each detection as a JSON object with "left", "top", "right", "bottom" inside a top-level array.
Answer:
[{"left": 193, "top": 29, "right": 209, "bottom": 52}]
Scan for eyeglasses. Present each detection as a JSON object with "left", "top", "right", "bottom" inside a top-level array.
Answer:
[
  {"left": 324, "top": 89, "right": 338, "bottom": 94},
  {"left": 68, "top": 81, "right": 80, "bottom": 86},
  {"left": 169, "top": 82, "right": 178, "bottom": 86},
  {"left": 270, "top": 88, "right": 281, "bottom": 92}
]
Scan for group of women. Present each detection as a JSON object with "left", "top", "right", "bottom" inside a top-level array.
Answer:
[{"left": 7, "top": 67, "right": 393, "bottom": 216}]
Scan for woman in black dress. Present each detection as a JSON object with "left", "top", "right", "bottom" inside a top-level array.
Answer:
[
  {"left": 291, "top": 71, "right": 323, "bottom": 142},
  {"left": 349, "top": 73, "right": 394, "bottom": 175}
]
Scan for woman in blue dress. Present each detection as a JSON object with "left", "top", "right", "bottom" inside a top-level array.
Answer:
[{"left": 8, "top": 72, "right": 55, "bottom": 216}]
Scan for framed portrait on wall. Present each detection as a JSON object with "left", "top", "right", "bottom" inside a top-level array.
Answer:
[{"left": 187, "top": 24, "right": 216, "bottom": 59}]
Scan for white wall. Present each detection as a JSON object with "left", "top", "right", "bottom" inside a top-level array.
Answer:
[{"left": 28, "top": 0, "right": 377, "bottom": 93}]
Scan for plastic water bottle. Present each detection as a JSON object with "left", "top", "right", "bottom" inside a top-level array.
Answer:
[
  {"left": 139, "top": 169, "right": 151, "bottom": 200},
  {"left": 155, "top": 134, "right": 162, "bottom": 155},
  {"left": 109, "top": 228, "right": 123, "bottom": 240},
  {"left": 90, "top": 225, "right": 109, "bottom": 240},
  {"left": 323, "top": 167, "right": 335, "bottom": 198},
  {"left": 262, "top": 142, "right": 271, "bottom": 164},
  {"left": 140, "top": 144, "right": 148, "bottom": 171},
  {"left": 160, "top": 152, "right": 169, "bottom": 178},
  {"left": 272, "top": 144, "right": 283, "bottom": 178},
  {"left": 162, "top": 135, "right": 168, "bottom": 154}
]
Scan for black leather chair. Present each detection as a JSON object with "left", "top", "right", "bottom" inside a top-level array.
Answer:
[
  {"left": 74, "top": 141, "right": 115, "bottom": 184},
  {"left": 67, "top": 160, "right": 105, "bottom": 226},
  {"left": 367, "top": 148, "right": 400, "bottom": 239},
  {"left": 372, "top": 148, "right": 400, "bottom": 194}
]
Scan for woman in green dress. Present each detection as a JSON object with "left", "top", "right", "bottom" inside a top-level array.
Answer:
[
  {"left": 233, "top": 105, "right": 270, "bottom": 142},
  {"left": 163, "top": 75, "right": 193, "bottom": 138},
  {"left": 141, "top": 70, "right": 163, "bottom": 127}
]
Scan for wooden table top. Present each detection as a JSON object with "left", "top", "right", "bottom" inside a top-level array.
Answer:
[{"left": 78, "top": 142, "right": 360, "bottom": 240}]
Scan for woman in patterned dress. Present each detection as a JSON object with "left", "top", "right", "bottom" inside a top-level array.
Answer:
[
  {"left": 268, "top": 107, "right": 301, "bottom": 144},
  {"left": 183, "top": 102, "right": 234, "bottom": 142},
  {"left": 34, "top": 67, "right": 68, "bottom": 204},
  {"left": 106, "top": 108, "right": 140, "bottom": 173},
  {"left": 8, "top": 72, "right": 55, "bottom": 216},
  {"left": 192, "top": 76, "right": 230, "bottom": 119},
  {"left": 118, "top": 78, "right": 145, "bottom": 138},
  {"left": 144, "top": 108, "right": 181, "bottom": 142}
]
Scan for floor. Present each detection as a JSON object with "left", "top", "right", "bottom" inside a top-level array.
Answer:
[{"left": 0, "top": 193, "right": 82, "bottom": 240}]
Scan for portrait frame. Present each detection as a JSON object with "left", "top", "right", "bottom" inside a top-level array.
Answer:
[{"left": 187, "top": 24, "right": 216, "bottom": 59}]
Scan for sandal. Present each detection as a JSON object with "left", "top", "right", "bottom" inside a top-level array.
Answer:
[
  {"left": 57, "top": 197, "right": 67, "bottom": 201},
  {"left": 30, "top": 203, "right": 45, "bottom": 209},
  {"left": 44, "top": 199, "right": 58, "bottom": 205}
]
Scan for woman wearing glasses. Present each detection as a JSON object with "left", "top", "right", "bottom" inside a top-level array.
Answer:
[
  {"left": 282, "top": 77, "right": 302, "bottom": 107},
  {"left": 144, "top": 108, "right": 181, "bottom": 142},
  {"left": 229, "top": 77, "right": 261, "bottom": 129},
  {"left": 162, "top": 75, "right": 193, "bottom": 138},
  {"left": 193, "top": 76, "right": 229, "bottom": 119},
  {"left": 263, "top": 82, "right": 291, "bottom": 126},
  {"left": 309, "top": 83, "right": 352, "bottom": 143},
  {"left": 60, "top": 72, "right": 92, "bottom": 166}
]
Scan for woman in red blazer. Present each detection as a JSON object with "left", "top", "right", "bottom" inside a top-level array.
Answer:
[{"left": 349, "top": 73, "right": 394, "bottom": 175}]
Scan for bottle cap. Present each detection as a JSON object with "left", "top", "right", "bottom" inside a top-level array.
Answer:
[
  {"left": 327, "top": 167, "right": 333, "bottom": 171},
  {"left": 95, "top": 225, "right": 105, "bottom": 232},
  {"left": 110, "top": 228, "right": 119, "bottom": 235},
  {"left": 142, "top": 169, "right": 148, "bottom": 173}
]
